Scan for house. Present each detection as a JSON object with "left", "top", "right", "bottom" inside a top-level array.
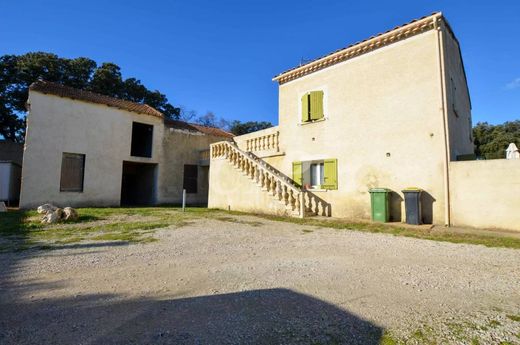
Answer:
[
  {"left": 0, "top": 141, "right": 24, "bottom": 205},
  {"left": 208, "top": 13, "right": 520, "bottom": 231},
  {"left": 19, "top": 81, "right": 233, "bottom": 209}
]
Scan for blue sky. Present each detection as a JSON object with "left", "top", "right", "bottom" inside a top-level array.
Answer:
[{"left": 1, "top": 0, "right": 519, "bottom": 125}]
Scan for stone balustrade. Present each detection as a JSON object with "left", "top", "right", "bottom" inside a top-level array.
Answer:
[
  {"left": 210, "top": 141, "right": 332, "bottom": 218},
  {"left": 245, "top": 131, "right": 280, "bottom": 152},
  {"left": 199, "top": 149, "right": 210, "bottom": 161},
  {"left": 211, "top": 141, "right": 303, "bottom": 217}
]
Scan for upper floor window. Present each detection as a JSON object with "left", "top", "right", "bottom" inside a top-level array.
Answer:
[
  {"left": 301, "top": 90, "right": 324, "bottom": 123},
  {"left": 131, "top": 122, "right": 153, "bottom": 158}
]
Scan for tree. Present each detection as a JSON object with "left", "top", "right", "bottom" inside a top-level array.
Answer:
[
  {"left": 229, "top": 120, "right": 273, "bottom": 135},
  {"left": 473, "top": 120, "right": 520, "bottom": 159},
  {"left": 0, "top": 52, "right": 180, "bottom": 141},
  {"left": 194, "top": 111, "right": 230, "bottom": 129}
]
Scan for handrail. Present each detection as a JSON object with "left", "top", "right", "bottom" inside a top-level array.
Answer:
[{"left": 211, "top": 141, "right": 301, "bottom": 194}]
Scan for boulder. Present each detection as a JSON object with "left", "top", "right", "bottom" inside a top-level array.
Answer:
[
  {"left": 63, "top": 207, "right": 78, "bottom": 221},
  {"left": 41, "top": 208, "right": 63, "bottom": 224},
  {"left": 37, "top": 204, "right": 58, "bottom": 214}
]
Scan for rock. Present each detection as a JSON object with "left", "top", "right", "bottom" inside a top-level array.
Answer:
[
  {"left": 41, "top": 208, "right": 63, "bottom": 224},
  {"left": 63, "top": 207, "right": 78, "bottom": 221},
  {"left": 37, "top": 203, "right": 58, "bottom": 214},
  {"left": 0, "top": 202, "right": 7, "bottom": 212}
]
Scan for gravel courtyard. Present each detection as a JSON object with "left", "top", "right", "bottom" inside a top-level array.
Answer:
[{"left": 1, "top": 213, "right": 519, "bottom": 344}]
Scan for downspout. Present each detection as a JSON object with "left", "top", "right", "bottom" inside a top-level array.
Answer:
[{"left": 434, "top": 15, "right": 451, "bottom": 226}]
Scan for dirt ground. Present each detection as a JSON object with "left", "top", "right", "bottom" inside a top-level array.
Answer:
[{"left": 1, "top": 214, "right": 519, "bottom": 344}]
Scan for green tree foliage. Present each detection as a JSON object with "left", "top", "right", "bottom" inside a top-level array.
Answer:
[
  {"left": 0, "top": 52, "right": 180, "bottom": 141},
  {"left": 473, "top": 120, "right": 520, "bottom": 159},
  {"left": 229, "top": 120, "right": 273, "bottom": 135}
]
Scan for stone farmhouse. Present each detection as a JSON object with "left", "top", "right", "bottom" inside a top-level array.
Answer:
[
  {"left": 17, "top": 13, "right": 519, "bottom": 231},
  {"left": 208, "top": 12, "right": 520, "bottom": 231},
  {"left": 19, "top": 81, "right": 232, "bottom": 209}
]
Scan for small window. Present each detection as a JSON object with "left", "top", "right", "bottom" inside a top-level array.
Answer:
[
  {"left": 183, "top": 165, "right": 198, "bottom": 194},
  {"left": 301, "top": 91, "right": 324, "bottom": 123},
  {"left": 60, "top": 153, "right": 85, "bottom": 192},
  {"left": 450, "top": 77, "right": 459, "bottom": 117},
  {"left": 131, "top": 122, "right": 153, "bottom": 158}
]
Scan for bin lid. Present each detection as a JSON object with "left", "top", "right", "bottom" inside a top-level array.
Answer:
[
  {"left": 369, "top": 188, "right": 390, "bottom": 193},
  {"left": 402, "top": 187, "right": 423, "bottom": 193}
]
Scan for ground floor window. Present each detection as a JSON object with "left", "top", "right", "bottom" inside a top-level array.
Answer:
[
  {"left": 292, "top": 159, "right": 337, "bottom": 190},
  {"left": 183, "top": 165, "right": 198, "bottom": 194},
  {"left": 60, "top": 153, "right": 85, "bottom": 192},
  {"left": 310, "top": 162, "right": 324, "bottom": 188}
]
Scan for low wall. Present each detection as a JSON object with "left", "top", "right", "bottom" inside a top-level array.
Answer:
[
  {"left": 449, "top": 159, "right": 520, "bottom": 231},
  {"left": 208, "top": 157, "right": 292, "bottom": 216}
]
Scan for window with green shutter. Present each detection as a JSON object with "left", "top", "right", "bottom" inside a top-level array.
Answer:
[
  {"left": 300, "top": 91, "right": 324, "bottom": 123},
  {"left": 292, "top": 161, "right": 303, "bottom": 187},
  {"left": 322, "top": 159, "right": 338, "bottom": 190},
  {"left": 310, "top": 91, "right": 324, "bottom": 120}
]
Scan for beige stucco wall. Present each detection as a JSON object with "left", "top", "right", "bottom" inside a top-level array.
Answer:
[
  {"left": 449, "top": 160, "right": 520, "bottom": 231},
  {"left": 208, "top": 157, "right": 292, "bottom": 215},
  {"left": 210, "top": 25, "right": 475, "bottom": 224},
  {"left": 160, "top": 129, "right": 225, "bottom": 205},
  {"left": 271, "top": 30, "right": 449, "bottom": 223},
  {"left": 20, "top": 92, "right": 164, "bottom": 208},
  {"left": 20, "top": 92, "right": 225, "bottom": 209}
]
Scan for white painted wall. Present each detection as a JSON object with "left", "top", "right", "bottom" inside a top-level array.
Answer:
[{"left": 20, "top": 92, "right": 164, "bottom": 209}]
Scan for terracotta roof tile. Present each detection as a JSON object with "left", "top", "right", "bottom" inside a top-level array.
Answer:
[
  {"left": 164, "top": 119, "right": 234, "bottom": 138},
  {"left": 29, "top": 80, "right": 164, "bottom": 118}
]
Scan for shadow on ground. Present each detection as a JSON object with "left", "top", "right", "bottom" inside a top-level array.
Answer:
[{"left": 0, "top": 288, "right": 382, "bottom": 344}]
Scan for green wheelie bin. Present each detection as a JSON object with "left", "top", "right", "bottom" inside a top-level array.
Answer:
[{"left": 369, "top": 188, "right": 390, "bottom": 222}]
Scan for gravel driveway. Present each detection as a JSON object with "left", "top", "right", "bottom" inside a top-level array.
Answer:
[{"left": 1, "top": 215, "right": 519, "bottom": 344}]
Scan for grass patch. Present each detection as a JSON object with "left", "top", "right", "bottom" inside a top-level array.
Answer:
[
  {"left": 379, "top": 332, "right": 400, "bottom": 345},
  {"left": 0, "top": 207, "right": 216, "bottom": 252},
  {"left": 226, "top": 211, "right": 520, "bottom": 249},
  {"left": 302, "top": 229, "right": 314, "bottom": 234},
  {"left": 506, "top": 314, "right": 520, "bottom": 322},
  {"left": 488, "top": 319, "right": 502, "bottom": 328}
]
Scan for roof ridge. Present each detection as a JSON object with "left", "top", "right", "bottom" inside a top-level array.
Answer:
[
  {"left": 273, "top": 12, "right": 444, "bottom": 84},
  {"left": 30, "top": 80, "right": 164, "bottom": 118}
]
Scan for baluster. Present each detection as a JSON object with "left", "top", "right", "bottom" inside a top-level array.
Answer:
[
  {"left": 295, "top": 192, "right": 301, "bottom": 214},
  {"left": 289, "top": 190, "right": 296, "bottom": 210}
]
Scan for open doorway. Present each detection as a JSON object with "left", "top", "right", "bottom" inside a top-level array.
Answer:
[{"left": 120, "top": 161, "right": 157, "bottom": 206}]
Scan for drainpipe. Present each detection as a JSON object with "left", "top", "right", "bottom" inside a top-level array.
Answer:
[{"left": 435, "top": 15, "right": 451, "bottom": 227}]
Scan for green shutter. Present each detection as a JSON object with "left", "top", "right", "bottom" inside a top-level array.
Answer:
[
  {"left": 301, "top": 93, "right": 309, "bottom": 122},
  {"left": 322, "top": 158, "right": 337, "bottom": 190},
  {"left": 292, "top": 161, "right": 303, "bottom": 187},
  {"left": 310, "top": 90, "right": 324, "bottom": 120}
]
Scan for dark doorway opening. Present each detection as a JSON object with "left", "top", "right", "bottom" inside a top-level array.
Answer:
[{"left": 120, "top": 161, "right": 157, "bottom": 206}]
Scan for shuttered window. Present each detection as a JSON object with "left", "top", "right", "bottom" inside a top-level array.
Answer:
[
  {"left": 183, "top": 165, "right": 198, "bottom": 194},
  {"left": 60, "top": 153, "right": 85, "bottom": 192},
  {"left": 301, "top": 91, "right": 324, "bottom": 123},
  {"left": 322, "top": 159, "right": 338, "bottom": 190},
  {"left": 292, "top": 161, "right": 303, "bottom": 187}
]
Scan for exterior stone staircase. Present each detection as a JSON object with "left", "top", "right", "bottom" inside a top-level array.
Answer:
[{"left": 210, "top": 141, "right": 331, "bottom": 218}]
